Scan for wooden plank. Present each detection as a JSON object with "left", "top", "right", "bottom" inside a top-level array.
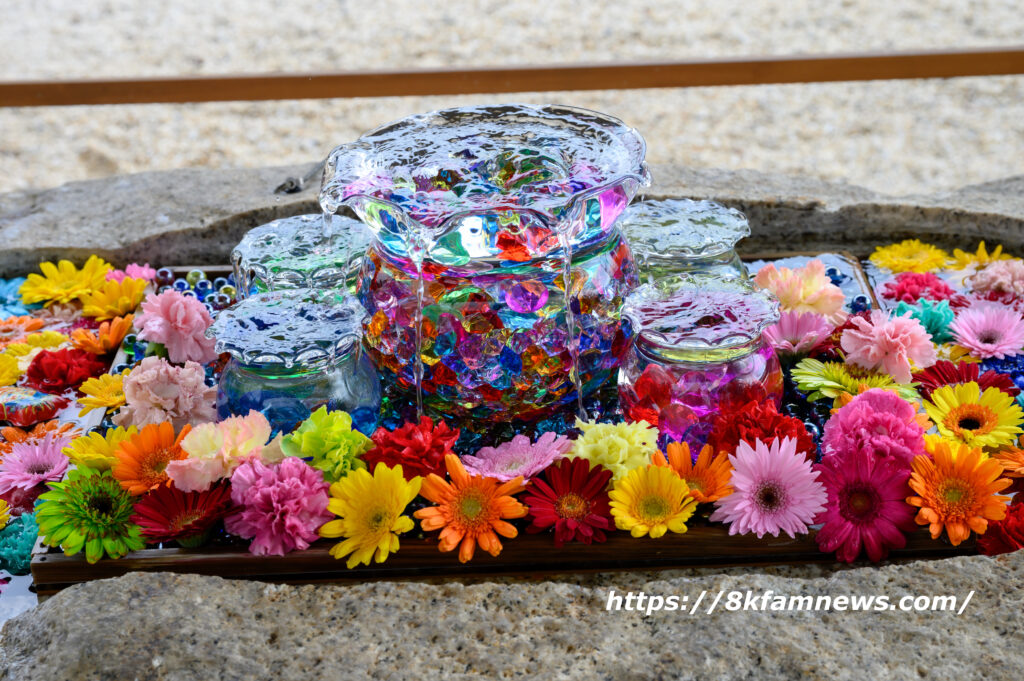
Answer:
[{"left": 2, "top": 47, "right": 1023, "bottom": 107}]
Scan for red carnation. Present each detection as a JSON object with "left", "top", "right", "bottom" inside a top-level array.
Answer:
[
  {"left": 524, "top": 457, "right": 613, "bottom": 547},
  {"left": 912, "top": 360, "right": 1020, "bottom": 400},
  {"left": 706, "top": 399, "right": 817, "bottom": 462},
  {"left": 363, "top": 416, "right": 460, "bottom": 481},
  {"left": 977, "top": 503, "right": 1024, "bottom": 556},
  {"left": 24, "top": 348, "right": 106, "bottom": 394},
  {"left": 881, "top": 272, "right": 957, "bottom": 303},
  {"left": 131, "top": 482, "right": 236, "bottom": 547}
]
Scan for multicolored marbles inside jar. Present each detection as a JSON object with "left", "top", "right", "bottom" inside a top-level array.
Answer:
[{"left": 618, "top": 276, "right": 782, "bottom": 449}]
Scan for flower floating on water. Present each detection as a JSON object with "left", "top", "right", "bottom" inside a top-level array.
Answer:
[
  {"left": 0, "top": 316, "right": 44, "bottom": 350},
  {"left": 113, "top": 356, "right": 217, "bottom": 429},
  {"left": 711, "top": 437, "right": 827, "bottom": 538},
  {"left": 112, "top": 421, "right": 190, "bottom": 495},
  {"left": 609, "top": 464, "right": 697, "bottom": 538},
  {"left": 881, "top": 272, "right": 957, "bottom": 304},
  {"left": 923, "top": 382, "right": 1023, "bottom": 452},
  {"left": 568, "top": 419, "right": 658, "bottom": 482},
  {"left": 414, "top": 453, "right": 526, "bottom": 563},
  {"left": 134, "top": 289, "right": 218, "bottom": 365},
  {"left": 951, "top": 241, "right": 1013, "bottom": 270},
  {"left": 523, "top": 457, "right": 613, "bottom": 547},
  {"left": 462, "top": 431, "right": 572, "bottom": 483},
  {"left": 0, "top": 434, "right": 70, "bottom": 494},
  {"left": 81, "top": 277, "right": 147, "bottom": 321},
  {"left": 906, "top": 438, "right": 1011, "bottom": 546},
  {"left": 894, "top": 299, "right": 955, "bottom": 344},
  {"left": 967, "top": 259, "right": 1024, "bottom": 297},
  {"left": 0, "top": 355, "right": 21, "bottom": 387},
  {"left": 0, "top": 421, "right": 80, "bottom": 459},
  {"left": 167, "top": 410, "right": 279, "bottom": 492},
  {"left": 131, "top": 482, "right": 235, "bottom": 547},
  {"left": 912, "top": 360, "right": 1019, "bottom": 401},
  {"left": 949, "top": 304, "right": 1024, "bottom": 360},
  {"left": 977, "top": 503, "right": 1024, "bottom": 556},
  {"left": 24, "top": 347, "right": 106, "bottom": 394},
  {"left": 814, "top": 448, "right": 916, "bottom": 563},
  {"left": 319, "top": 463, "right": 421, "bottom": 568},
  {"left": 62, "top": 426, "right": 137, "bottom": 471},
  {"left": 841, "top": 309, "right": 936, "bottom": 383},
  {"left": 821, "top": 389, "right": 926, "bottom": 469},
  {"left": 753, "top": 260, "right": 846, "bottom": 324},
  {"left": 36, "top": 467, "right": 144, "bottom": 563},
  {"left": 77, "top": 372, "right": 128, "bottom": 416},
  {"left": 107, "top": 263, "right": 157, "bottom": 283},
  {"left": 226, "top": 457, "right": 332, "bottom": 557},
  {"left": 651, "top": 442, "right": 733, "bottom": 503},
  {"left": 870, "top": 239, "right": 949, "bottom": 274},
  {"left": 19, "top": 255, "right": 112, "bottom": 306},
  {"left": 762, "top": 310, "right": 833, "bottom": 356},
  {"left": 71, "top": 314, "right": 134, "bottom": 355},
  {"left": 363, "top": 415, "right": 460, "bottom": 481},
  {"left": 280, "top": 407, "right": 373, "bottom": 483},
  {"left": 706, "top": 400, "right": 816, "bottom": 462}
]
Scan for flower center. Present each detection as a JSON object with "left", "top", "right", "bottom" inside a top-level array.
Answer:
[
  {"left": 754, "top": 481, "right": 786, "bottom": 513},
  {"left": 27, "top": 463, "right": 52, "bottom": 475},
  {"left": 840, "top": 485, "right": 879, "bottom": 521},
  {"left": 555, "top": 493, "right": 590, "bottom": 520},
  {"left": 89, "top": 492, "right": 114, "bottom": 516},
  {"left": 638, "top": 494, "right": 670, "bottom": 522},
  {"left": 946, "top": 404, "right": 995, "bottom": 438},
  {"left": 685, "top": 476, "right": 705, "bottom": 492},
  {"left": 936, "top": 479, "right": 974, "bottom": 512},
  {"left": 978, "top": 330, "right": 999, "bottom": 345},
  {"left": 367, "top": 508, "right": 391, "bottom": 531},
  {"left": 457, "top": 490, "right": 487, "bottom": 524}
]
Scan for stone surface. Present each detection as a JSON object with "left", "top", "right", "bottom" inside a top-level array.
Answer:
[
  {"left": 1, "top": 551, "right": 1020, "bottom": 680},
  {"left": 3, "top": 163, "right": 1024, "bottom": 278}
]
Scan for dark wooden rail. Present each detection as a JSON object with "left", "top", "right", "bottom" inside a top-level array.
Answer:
[{"left": 2, "top": 47, "right": 1023, "bottom": 107}]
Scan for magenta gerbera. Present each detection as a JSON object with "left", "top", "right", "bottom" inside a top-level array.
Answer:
[
  {"left": 840, "top": 309, "right": 937, "bottom": 383},
  {"left": 523, "top": 457, "right": 613, "bottom": 547},
  {"left": 461, "top": 432, "right": 572, "bottom": 482},
  {"left": 949, "top": 303, "right": 1024, "bottom": 360},
  {"left": 821, "top": 388, "right": 926, "bottom": 469},
  {"left": 813, "top": 448, "right": 917, "bottom": 562},
  {"left": 224, "top": 456, "right": 332, "bottom": 556},
  {"left": 0, "top": 434, "right": 71, "bottom": 494},
  {"left": 762, "top": 310, "right": 834, "bottom": 356},
  {"left": 710, "top": 437, "right": 827, "bottom": 538}
]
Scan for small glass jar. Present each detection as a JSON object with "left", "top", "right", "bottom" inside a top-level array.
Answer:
[
  {"left": 618, "top": 276, "right": 781, "bottom": 448},
  {"left": 231, "top": 214, "right": 371, "bottom": 297},
  {"left": 208, "top": 288, "right": 381, "bottom": 435},
  {"left": 616, "top": 198, "right": 750, "bottom": 282}
]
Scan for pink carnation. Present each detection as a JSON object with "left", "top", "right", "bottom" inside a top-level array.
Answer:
[
  {"left": 461, "top": 432, "right": 572, "bottom": 482},
  {"left": 113, "top": 356, "right": 217, "bottom": 430},
  {"left": 762, "top": 310, "right": 834, "bottom": 355},
  {"left": 225, "top": 457, "right": 332, "bottom": 556},
  {"left": 969, "top": 259, "right": 1024, "bottom": 297},
  {"left": 754, "top": 260, "right": 847, "bottom": 324},
  {"left": 0, "top": 434, "right": 70, "bottom": 494},
  {"left": 135, "top": 290, "right": 218, "bottom": 364},
  {"left": 109, "top": 263, "right": 157, "bottom": 282},
  {"left": 167, "top": 410, "right": 281, "bottom": 492},
  {"left": 881, "top": 272, "right": 957, "bottom": 304},
  {"left": 821, "top": 389, "right": 926, "bottom": 469},
  {"left": 840, "top": 309, "right": 936, "bottom": 383}
]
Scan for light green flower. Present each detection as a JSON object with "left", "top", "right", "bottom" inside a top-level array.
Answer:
[{"left": 281, "top": 407, "right": 374, "bottom": 482}]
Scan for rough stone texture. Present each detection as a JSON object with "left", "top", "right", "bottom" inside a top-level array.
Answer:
[
  {"left": 1, "top": 552, "right": 1020, "bottom": 680},
  {"left": 3, "top": 163, "right": 1024, "bottom": 278}
]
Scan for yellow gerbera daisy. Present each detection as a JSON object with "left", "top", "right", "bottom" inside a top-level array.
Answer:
[
  {"left": 78, "top": 372, "right": 128, "bottom": 416},
  {"left": 924, "top": 382, "right": 1024, "bottom": 452},
  {"left": 0, "top": 354, "right": 21, "bottom": 386},
  {"left": 62, "top": 426, "right": 138, "bottom": 471},
  {"left": 19, "top": 255, "right": 112, "bottom": 306},
  {"left": 319, "top": 463, "right": 422, "bottom": 569},
  {"left": 608, "top": 464, "right": 697, "bottom": 538},
  {"left": 950, "top": 241, "right": 1013, "bottom": 270},
  {"left": 81, "top": 277, "right": 148, "bottom": 320},
  {"left": 870, "top": 240, "right": 949, "bottom": 273}
]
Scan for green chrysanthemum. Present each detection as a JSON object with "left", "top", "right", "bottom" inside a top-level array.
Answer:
[
  {"left": 791, "top": 358, "right": 920, "bottom": 404},
  {"left": 36, "top": 467, "right": 145, "bottom": 563},
  {"left": 280, "top": 407, "right": 373, "bottom": 483},
  {"left": 895, "top": 298, "right": 955, "bottom": 344}
]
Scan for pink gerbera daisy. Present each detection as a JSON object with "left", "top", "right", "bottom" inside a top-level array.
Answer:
[
  {"left": 949, "top": 304, "right": 1024, "bottom": 360},
  {"left": 461, "top": 432, "right": 572, "bottom": 482},
  {"left": 762, "top": 310, "right": 834, "bottom": 356},
  {"left": 0, "top": 434, "right": 71, "bottom": 494},
  {"left": 710, "top": 437, "right": 827, "bottom": 538},
  {"left": 840, "top": 309, "right": 937, "bottom": 383},
  {"left": 814, "top": 448, "right": 917, "bottom": 562}
]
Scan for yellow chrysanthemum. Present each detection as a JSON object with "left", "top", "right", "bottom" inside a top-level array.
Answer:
[
  {"left": 0, "top": 499, "right": 9, "bottom": 529},
  {"left": 19, "top": 255, "right": 112, "bottom": 306},
  {"left": 2, "top": 344, "right": 43, "bottom": 373},
  {"left": 870, "top": 240, "right": 949, "bottom": 274},
  {"left": 62, "top": 426, "right": 138, "bottom": 471},
  {"left": 81, "top": 277, "right": 148, "bottom": 320},
  {"left": 950, "top": 241, "right": 1013, "bottom": 270},
  {"left": 78, "top": 372, "right": 128, "bottom": 416},
  {"left": 609, "top": 464, "right": 697, "bottom": 538},
  {"left": 935, "top": 343, "right": 980, "bottom": 364},
  {"left": 924, "top": 382, "right": 1024, "bottom": 452},
  {"left": 568, "top": 418, "right": 659, "bottom": 481},
  {"left": 0, "top": 354, "right": 21, "bottom": 386},
  {"left": 22, "top": 330, "right": 69, "bottom": 350},
  {"left": 319, "top": 463, "right": 422, "bottom": 569}
]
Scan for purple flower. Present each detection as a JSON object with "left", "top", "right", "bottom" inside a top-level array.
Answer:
[
  {"left": 0, "top": 434, "right": 70, "bottom": 494},
  {"left": 461, "top": 432, "right": 572, "bottom": 482}
]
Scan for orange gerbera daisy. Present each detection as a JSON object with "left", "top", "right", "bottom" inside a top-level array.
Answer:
[
  {"left": 413, "top": 453, "right": 527, "bottom": 563},
  {"left": 112, "top": 421, "right": 191, "bottom": 495},
  {"left": 71, "top": 314, "right": 134, "bottom": 355},
  {"left": 0, "top": 316, "right": 45, "bottom": 350},
  {"left": 993, "top": 443, "right": 1024, "bottom": 478},
  {"left": 0, "top": 421, "right": 81, "bottom": 461},
  {"left": 651, "top": 442, "right": 733, "bottom": 503},
  {"left": 907, "top": 439, "right": 1012, "bottom": 546}
]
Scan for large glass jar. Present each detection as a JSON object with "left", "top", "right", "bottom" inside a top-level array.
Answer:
[
  {"left": 208, "top": 288, "right": 381, "bottom": 435},
  {"left": 321, "top": 104, "right": 649, "bottom": 421},
  {"left": 618, "top": 277, "right": 782, "bottom": 448}
]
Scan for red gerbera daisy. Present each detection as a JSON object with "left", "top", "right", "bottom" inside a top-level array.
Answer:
[
  {"left": 524, "top": 457, "right": 613, "bottom": 547},
  {"left": 912, "top": 360, "right": 1020, "bottom": 400},
  {"left": 706, "top": 399, "right": 817, "bottom": 462},
  {"left": 977, "top": 503, "right": 1024, "bottom": 556},
  {"left": 130, "top": 482, "right": 235, "bottom": 547},
  {"left": 363, "top": 416, "right": 460, "bottom": 481}
]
